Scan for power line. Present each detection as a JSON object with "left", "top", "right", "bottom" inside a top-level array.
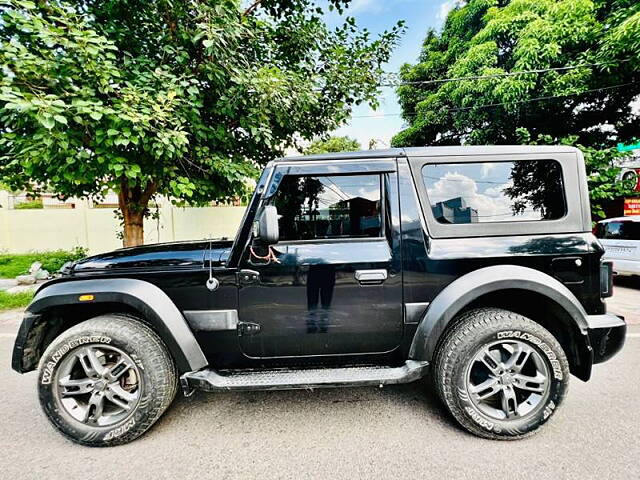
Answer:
[
  {"left": 377, "top": 59, "right": 631, "bottom": 87},
  {"left": 350, "top": 81, "right": 640, "bottom": 119},
  {"left": 312, "top": 59, "right": 631, "bottom": 92}
]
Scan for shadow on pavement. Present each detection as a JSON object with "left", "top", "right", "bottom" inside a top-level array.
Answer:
[{"left": 614, "top": 275, "right": 640, "bottom": 289}]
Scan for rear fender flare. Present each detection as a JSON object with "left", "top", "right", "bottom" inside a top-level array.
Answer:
[
  {"left": 14, "top": 278, "right": 208, "bottom": 373},
  {"left": 409, "top": 265, "right": 590, "bottom": 362}
]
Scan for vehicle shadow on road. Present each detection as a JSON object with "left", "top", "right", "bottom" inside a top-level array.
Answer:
[{"left": 154, "top": 377, "right": 462, "bottom": 436}]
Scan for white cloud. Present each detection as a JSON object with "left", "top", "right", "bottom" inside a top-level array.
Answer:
[
  {"left": 481, "top": 162, "right": 497, "bottom": 178},
  {"left": 437, "top": 0, "right": 465, "bottom": 21},
  {"left": 348, "top": 0, "right": 383, "bottom": 14},
  {"left": 427, "top": 172, "right": 539, "bottom": 221},
  {"left": 631, "top": 95, "right": 640, "bottom": 115}
]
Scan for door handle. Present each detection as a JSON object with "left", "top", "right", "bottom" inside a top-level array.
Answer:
[{"left": 355, "top": 269, "right": 388, "bottom": 285}]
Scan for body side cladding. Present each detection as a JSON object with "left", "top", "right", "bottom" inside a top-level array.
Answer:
[
  {"left": 12, "top": 278, "right": 208, "bottom": 374},
  {"left": 183, "top": 310, "right": 239, "bottom": 332},
  {"left": 409, "top": 265, "right": 593, "bottom": 377},
  {"left": 404, "top": 302, "right": 430, "bottom": 324}
]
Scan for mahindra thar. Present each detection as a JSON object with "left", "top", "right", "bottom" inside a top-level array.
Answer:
[{"left": 12, "top": 146, "right": 626, "bottom": 446}]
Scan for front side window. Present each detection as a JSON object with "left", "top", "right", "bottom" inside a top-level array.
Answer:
[
  {"left": 271, "top": 174, "right": 382, "bottom": 241},
  {"left": 422, "top": 160, "right": 566, "bottom": 224}
]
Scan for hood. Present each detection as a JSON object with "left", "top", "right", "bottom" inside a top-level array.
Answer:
[{"left": 68, "top": 239, "right": 234, "bottom": 275}]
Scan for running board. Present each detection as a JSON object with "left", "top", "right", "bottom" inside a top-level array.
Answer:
[{"left": 181, "top": 360, "right": 429, "bottom": 393}]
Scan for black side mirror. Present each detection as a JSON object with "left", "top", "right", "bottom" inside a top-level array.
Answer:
[{"left": 256, "top": 205, "right": 279, "bottom": 245}]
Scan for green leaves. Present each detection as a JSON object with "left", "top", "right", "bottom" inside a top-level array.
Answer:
[
  {"left": 393, "top": 0, "right": 640, "bottom": 149},
  {"left": 0, "top": 0, "right": 402, "bottom": 244},
  {"left": 305, "top": 136, "right": 361, "bottom": 154}
]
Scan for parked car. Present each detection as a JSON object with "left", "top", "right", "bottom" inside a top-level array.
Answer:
[
  {"left": 595, "top": 216, "right": 640, "bottom": 277},
  {"left": 12, "top": 146, "right": 625, "bottom": 446}
]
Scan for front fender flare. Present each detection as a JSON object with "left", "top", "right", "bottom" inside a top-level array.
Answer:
[
  {"left": 409, "top": 265, "right": 590, "bottom": 362},
  {"left": 13, "top": 278, "right": 208, "bottom": 373}
]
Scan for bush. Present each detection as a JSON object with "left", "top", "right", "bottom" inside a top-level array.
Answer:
[
  {"left": 0, "top": 291, "right": 34, "bottom": 311},
  {"left": 0, "top": 247, "right": 87, "bottom": 278},
  {"left": 14, "top": 200, "right": 43, "bottom": 209}
]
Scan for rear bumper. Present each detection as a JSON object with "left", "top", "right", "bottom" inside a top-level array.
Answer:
[{"left": 585, "top": 314, "right": 626, "bottom": 365}]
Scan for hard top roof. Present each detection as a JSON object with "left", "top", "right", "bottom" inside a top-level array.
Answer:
[{"left": 276, "top": 145, "right": 579, "bottom": 162}]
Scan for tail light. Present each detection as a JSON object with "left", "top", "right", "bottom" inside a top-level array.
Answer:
[{"left": 600, "top": 261, "right": 613, "bottom": 298}]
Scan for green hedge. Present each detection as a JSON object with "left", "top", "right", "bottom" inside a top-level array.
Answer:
[
  {"left": 14, "top": 200, "right": 44, "bottom": 209},
  {"left": 0, "top": 247, "right": 87, "bottom": 278},
  {"left": 0, "top": 291, "right": 34, "bottom": 311}
]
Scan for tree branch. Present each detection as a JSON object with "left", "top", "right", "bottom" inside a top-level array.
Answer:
[{"left": 243, "top": 0, "right": 263, "bottom": 16}]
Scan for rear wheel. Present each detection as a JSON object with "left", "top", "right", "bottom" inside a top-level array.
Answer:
[
  {"left": 433, "top": 308, "right": 569, "bottom": 439},
  {"left": 38, "top": 314, "right": 177, "bottom": 446}
]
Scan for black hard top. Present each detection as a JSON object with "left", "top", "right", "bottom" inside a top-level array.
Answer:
[{"left": 276, "top": 145, "right": 579, "bottom": 162}]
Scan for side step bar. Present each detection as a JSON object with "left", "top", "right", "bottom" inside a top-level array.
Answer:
[{"left": 181, "top": 360, "right": 429, "bottom": 393}]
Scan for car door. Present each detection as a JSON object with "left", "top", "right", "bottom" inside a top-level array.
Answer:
[
  {"left": 237, "top": 159, "right": 403, "bottom": 358},
  {"left": 598, "top": 219, "right": 640, "bottom": 275}
]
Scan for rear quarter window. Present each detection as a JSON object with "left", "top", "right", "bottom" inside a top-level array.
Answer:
[{"left": 421, "top": 160, "right": 566, "bottom": 224}]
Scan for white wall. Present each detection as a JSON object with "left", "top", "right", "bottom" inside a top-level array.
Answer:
[{"left": 0, "top": 192, "right": 246, "bottom": 254}]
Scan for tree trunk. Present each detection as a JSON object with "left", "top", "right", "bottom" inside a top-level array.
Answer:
[{"left": 118, "top": 180, "right": 157, "bottom": 247}]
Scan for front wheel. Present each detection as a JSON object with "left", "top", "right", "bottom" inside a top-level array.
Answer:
[
  {"left": 37, "top": 314, "right": 177, "bottom": 446},
  {"left": 433, "top": 308, "right": 570, "bottom": 440}
]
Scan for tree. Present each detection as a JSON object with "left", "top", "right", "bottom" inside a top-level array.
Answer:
[
  {"left": 0, "top": 1, "right": 404, "bottom": 246},
  {"left": 304, "top": 135, "right": 361, "bottom": 154},
  {"left": 512, "top": 128, "right": 636, "bottom": 220},
  {"left": 392, "top": 0, "right": 640, "bottom": 148}
]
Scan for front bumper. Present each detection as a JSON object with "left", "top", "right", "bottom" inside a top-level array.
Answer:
[{"left": 585, "top": 314, "right": 626, "bottom": 364}]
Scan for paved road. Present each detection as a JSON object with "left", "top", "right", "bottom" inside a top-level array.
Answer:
[
  {"left": 612, "top": 277, "right": 640, "bottom": 324},
  {"left": 1, "top": 286, "right": 639, "bottom": 480}
]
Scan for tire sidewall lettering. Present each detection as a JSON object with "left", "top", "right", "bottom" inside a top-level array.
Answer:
[
  {"left": 103, "top": 418, "right": 136, "bottom": 441},
  {"left": 455, "top": 328, "right": 567, "bottom": 435},
  {"left": 40, "top": 335, "right": 112, "bottom": 385},
  {"left": 496, "top": 330, "right": 563, "bottom": 380}
]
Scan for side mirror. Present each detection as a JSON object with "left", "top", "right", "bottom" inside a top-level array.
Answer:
[{"left": 256, "top": 205, "right": 279, "bottom": 245}]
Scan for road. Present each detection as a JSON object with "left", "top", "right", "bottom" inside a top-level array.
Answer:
[{"left": 0, "top": 283, "right": 638, "bottom": 480}]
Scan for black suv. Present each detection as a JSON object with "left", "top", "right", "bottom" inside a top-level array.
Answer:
[{"left": 12, "top": 146, "right": 625, "bottom": 446}]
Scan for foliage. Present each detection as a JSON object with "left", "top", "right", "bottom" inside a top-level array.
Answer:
[
  {"left": 0, "top": 0, "right": 404, "bottom": 245},
  {"left": 0, "top": 247, "right": 87, "bottom": 278},
  {"left": 0, "top": 290, "right": 34, "bottom": 311},
  {"left": 305, "top": 136, "right": 361, "bottom": 154},
  {"left": 14, "top": 199, "right": 43, "bottom": 209},
  {"left": 393, "top": 0, "right": 640, "bottom": 148},
  {"left": 514, "top": 128, "right": 637, "bottom": 219}
]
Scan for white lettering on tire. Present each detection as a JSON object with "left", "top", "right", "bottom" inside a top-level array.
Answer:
[
  {"left": 103, "top": 418, "right": 136, "bottom": 441},
  {"left": 41, "top": 335, "right": 112, "bottom": 385},
  {"left": 497, "top": 331, "right": 563, "bottom": 380},
  {"left": 543, "top": 400, "right": 556, "bottom": 420},
  {"left": 465, "top": 406, "right": 495, "bottom": 432}
]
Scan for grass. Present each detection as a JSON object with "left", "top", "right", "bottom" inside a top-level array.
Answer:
[
  {"left": 0, "top": 247, "right": 87, "bottom": 278},
  {"left": 0, "top": 291, "right": 34, "bottom": 312}
]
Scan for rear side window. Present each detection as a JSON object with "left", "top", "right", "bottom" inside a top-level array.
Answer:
[
  {"left": 422, "top": 160, "right": 566, "bottom": 224},
  {"left": 596, "top": 221, "right": 640, "bottom": 240},
  {"left": 271, "top": 174, "right": 382, "bottom": 241}
]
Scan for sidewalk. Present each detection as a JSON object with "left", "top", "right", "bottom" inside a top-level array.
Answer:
[{"left": 0, "top": 278, "right": 42, "bottom": 294}]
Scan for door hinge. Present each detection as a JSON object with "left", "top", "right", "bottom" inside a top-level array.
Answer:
[
  {"left": 238, "top": 269, "right": 260, "bottom": 284},
  {"left": 238, "top": 322, "right": 261, "bottom": 336}
]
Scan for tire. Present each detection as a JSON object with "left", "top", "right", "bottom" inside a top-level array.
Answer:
[
  {"left": 37, "top": 314, "right": 177, "bottom": 446},
  {"left": 433, "top": 308, "right": 570, "bottom": 440}
]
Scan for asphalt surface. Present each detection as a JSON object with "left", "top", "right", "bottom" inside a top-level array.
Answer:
[{"left": 1, "top": 285, "right": 639, "bottom": 480}]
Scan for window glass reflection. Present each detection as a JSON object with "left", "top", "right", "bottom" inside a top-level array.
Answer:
[
  {"left": 422, "top": 160, "right": 565, "bottom": 224},
  {"left": 272, "top": 175, "right": 382, "bottom": 240}
]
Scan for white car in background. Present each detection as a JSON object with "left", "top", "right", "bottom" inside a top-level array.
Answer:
[{"left": 595, "top": 216, "right": 640, "bottom": 277}]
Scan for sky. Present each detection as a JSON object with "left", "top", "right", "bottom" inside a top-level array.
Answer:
[{"left": 323, "top": 0, "right": 458, "bottom": 149}]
